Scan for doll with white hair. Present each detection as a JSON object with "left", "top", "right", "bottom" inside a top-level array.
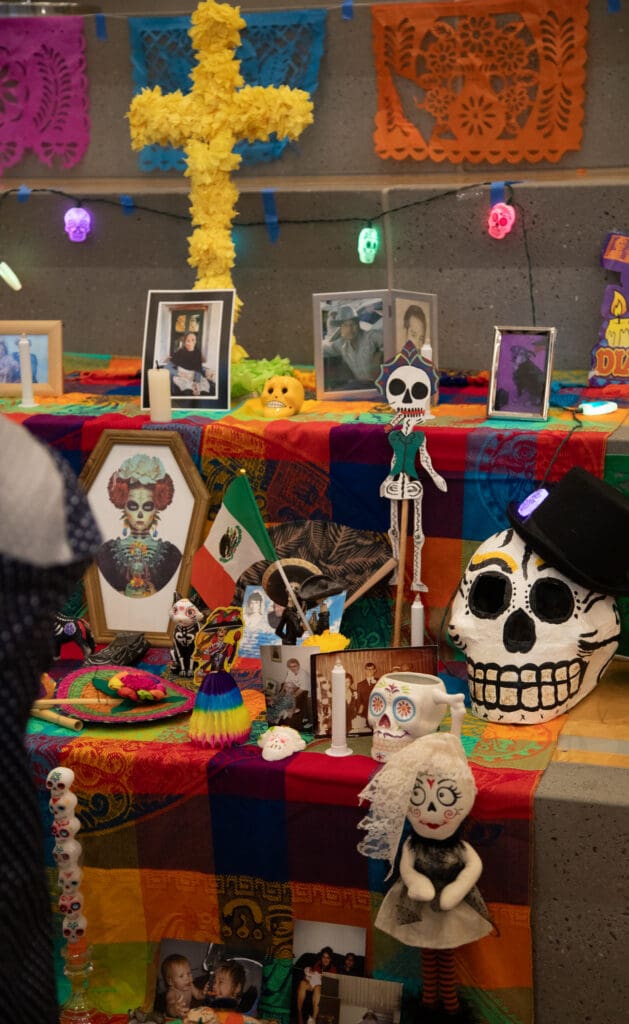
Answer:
[{"left": 358, "top": 731, "right": 492, "bottom": 1018}]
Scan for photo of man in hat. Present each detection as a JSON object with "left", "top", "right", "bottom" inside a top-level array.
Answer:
[{"left": 322, "top": 301, "right": 384, "bottom": 389}]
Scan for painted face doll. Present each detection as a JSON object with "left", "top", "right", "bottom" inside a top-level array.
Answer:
[{"left": 358, "top": 732, "right": 492, "bottom": 1016}]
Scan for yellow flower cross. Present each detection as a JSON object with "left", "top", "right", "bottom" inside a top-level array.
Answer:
[{"left": 127, "top": 0, "right": 314, "bottom": 320}]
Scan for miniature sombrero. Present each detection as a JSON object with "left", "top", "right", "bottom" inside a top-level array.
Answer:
[{"left": 261, "top": 558, "right": 320, "bottom": 606}]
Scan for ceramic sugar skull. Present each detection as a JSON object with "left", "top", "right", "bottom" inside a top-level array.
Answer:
[
  {"left": 53, "top": 838, "right": 82, "bottom": 867},
  {"left": 46, "top": 766, "right": 75, "bottom": 797},
  {"left": 49, "top": 790, "right": 78, "bottom": 819},
  {"left": 258, "top": 725, "right": 306, "bottom": 761},
  {"left": 51, "top": 816, "right": 81, "bottom": 840},
  {"left": 60, "top": 868, "right": 83, "bottom": 893},
  {"left": 448, "top": 528, "right": 620, "bottom": 724},
  {"left": 59, "top": 890, "right": 84, "bottom": 916},
  {"left": 368, "top": 672, "right": 448, "bottom": 763},
  {"left": 62, "top": 913, "right": 87, "bottom": 943},
  {"left": 260, "top": 375, "right": 305, "bottom": 418}
]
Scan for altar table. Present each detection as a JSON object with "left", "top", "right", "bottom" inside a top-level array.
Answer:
[{"left": 9, "top": 357, "right": 629, "bottom": 1023}]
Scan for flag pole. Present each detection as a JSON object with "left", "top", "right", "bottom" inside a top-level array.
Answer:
[{"left": 273, "top": 560, "right": 313, "bottom": 636}]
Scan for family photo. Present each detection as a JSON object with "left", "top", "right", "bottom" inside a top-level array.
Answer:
[
  {"left": 314, "top": 291, "right": 388, "bottom": 399},
  {"left": 153, "top": 939, "right": 264, "bottom": 1019},
  {"left": 292, "top": 920, "right": 366, "bottom": 1024}
]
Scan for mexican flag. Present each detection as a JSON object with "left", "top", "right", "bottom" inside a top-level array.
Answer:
[{"left": 191, "top": 473, "right": 277, "bottom": 610}]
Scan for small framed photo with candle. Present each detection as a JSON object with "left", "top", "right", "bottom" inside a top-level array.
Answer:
[
  {"left": 0, "top": 320, "right": 63, "bottom": 397},
  {"left": 79, "top": 429, "right": 209, "bottom": 646},
  {"left": 311, "top": 645, "right": 438, "bottom": 738},
  {"left": 487, "top": 326, "right": 556, "bottom": 420},
  {"left": 141, "top": 289, "right": 235, "bottom": 412}
]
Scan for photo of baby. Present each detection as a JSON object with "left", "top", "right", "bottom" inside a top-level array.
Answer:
[{"left": 153, "top": 939, "right": 264, "bottom": 1019}]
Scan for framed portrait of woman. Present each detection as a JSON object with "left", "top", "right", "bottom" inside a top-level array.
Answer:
[
  {"left": 140, "top": 289, "right": 234, "bottom": 412},
  {"left": 80, "top": 430, "right": 209, "bottom": 645}
]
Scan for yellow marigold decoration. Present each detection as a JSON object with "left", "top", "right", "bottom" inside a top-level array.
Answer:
[
  {"left": 127, "top": 0, "right": 314, "bottom": 340},
  {"left": 302, "top": 630, "right": 351, "bottom": 653}
]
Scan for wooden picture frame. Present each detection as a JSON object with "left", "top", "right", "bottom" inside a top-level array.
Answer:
[
  {"left": 487, "top": 326, "right": 556, "bottom": 420},
  {"left": 311, "top": 645, "right": 438, "bottom": 737},
  {"left": 140, "top": 289, "right": 234, "bottom": 412},
  {"left": 0, "top": 319, "right": 63, "bottom": 397},
  {"left": 80, "top": 430, "right": 210, "bottom": 646}
]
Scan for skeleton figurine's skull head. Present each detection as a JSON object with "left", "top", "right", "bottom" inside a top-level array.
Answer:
[
  {"left": 448, "top": 528, "right": 620, "bottom": 724},
  {"left": 368, "top": 672, "right": 448, "bottom": 762},
  {"left": 385, "top": 364, "right": 432, "bottom": 419}
]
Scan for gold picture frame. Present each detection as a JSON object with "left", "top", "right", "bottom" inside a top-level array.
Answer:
[
  {"left": 80, "top": 429, "right": 210, "bottom": 646},
  {"left": 0, "top": 319, "right": 63, "bottom": 397}
]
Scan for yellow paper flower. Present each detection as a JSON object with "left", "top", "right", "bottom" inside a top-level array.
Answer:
[
  {"left": 302, "top": 630, "right": 351, "bottom": 653},
  {"left": 127, "top": 0, "right": 314, "bottom": 340}
]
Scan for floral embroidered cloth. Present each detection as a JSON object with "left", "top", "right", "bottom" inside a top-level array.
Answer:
[
  {"left": 0, "top": 17, "right": 89, "bottom": 175},
  {"left": 371, "top": 0, "right": 588, "bottom": 163}
]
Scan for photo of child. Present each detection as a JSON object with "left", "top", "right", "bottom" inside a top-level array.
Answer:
[{"left": 154, "top": 939, "right": 264, "bottom": 1019}]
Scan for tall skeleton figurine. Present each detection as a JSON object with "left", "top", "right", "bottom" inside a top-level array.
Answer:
[{"left": 377, "top": 342, "right": 447, "bottom": 591}]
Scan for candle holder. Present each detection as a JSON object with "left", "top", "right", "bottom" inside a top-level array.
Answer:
[{"left": 60, "top": 941, "right": 103, "bottom": 1024}]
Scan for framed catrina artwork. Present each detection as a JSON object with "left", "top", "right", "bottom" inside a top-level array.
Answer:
[{"left": 80, "top": 430, "right": 209, "bottom": 646}]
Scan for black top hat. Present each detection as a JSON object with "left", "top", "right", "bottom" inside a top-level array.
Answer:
[{"left": 507, "top": 466, "right": 629, "bottom": 596}]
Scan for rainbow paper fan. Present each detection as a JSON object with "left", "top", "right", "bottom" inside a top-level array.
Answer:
[{"left": 188, "top": 670, "right": 251, "bottom": 749}]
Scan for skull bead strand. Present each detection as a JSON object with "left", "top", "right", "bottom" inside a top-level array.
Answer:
[{"left": 46, "top": 766, "right": 99, "bottom": 1023}]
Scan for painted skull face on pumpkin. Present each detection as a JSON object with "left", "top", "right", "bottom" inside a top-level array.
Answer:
[{"left": 448, "top": 528, "right": 620, "bottom": 724}]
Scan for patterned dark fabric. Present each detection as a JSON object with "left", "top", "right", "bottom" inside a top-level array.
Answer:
[{"left": 0, "top": 451, "right": 101, "bottom": 1021}]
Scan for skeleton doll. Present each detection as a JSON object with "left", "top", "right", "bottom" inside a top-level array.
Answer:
[
  {"left": 448, "top": 528, "right": 620, "bottom": 724},
  {"left": 358, "top": 731, "right": 492, "bottom": 1016},
  {"left": 169, "top": 593, "right": 205, "bottom": 677},
  {"left": 377, "top": 342, "right": 447, "bottom": 592}
]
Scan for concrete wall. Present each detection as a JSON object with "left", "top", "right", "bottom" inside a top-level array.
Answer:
[{"left": 1, "top": 0, "right": 628, "bottom": 370}]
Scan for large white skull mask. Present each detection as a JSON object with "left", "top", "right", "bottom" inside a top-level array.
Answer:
[{"left": 448, "top": 528, "right": 620, "bottom": 724}]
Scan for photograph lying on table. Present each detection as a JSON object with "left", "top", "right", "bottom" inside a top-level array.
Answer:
[
  {"left": 154, "top": 938, "right": 265, "bottom": 1019},
  {"left": 0, "top": 319, "right": 63, "bottom": 396},
  {"left": 260, "top": 643, "right": 319, "bottom": 731},
  {"left": 292, "top": 919, "right": 366, "bottom": 1024},
  {"left": 141, "top": 289, "right": 234, "bottom": 411},
  {"left": 319, "top": 974, "right": 403, "bottom": 1024},
  {"left": 80, "top": 430, "right": 209, "bottom": 646},
  {"left": 311, "top": 646, "right": 438, "bottom": 737},
  {"left": 487, "top": 325, "right": 556, "bottom": 420}
]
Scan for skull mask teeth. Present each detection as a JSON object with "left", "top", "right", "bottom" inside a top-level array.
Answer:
[{"left": 448, "top": 528, "right": 620, "bottom": 724}]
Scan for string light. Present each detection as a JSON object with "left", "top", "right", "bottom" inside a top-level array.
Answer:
[
  {"left": 64, "top": 206, "right": 92, "bottom": 242},
  {"left": 357, "top": 223, "right": 379, "bottom": 264},
  {"left": 0, "top": 261, "right": 21, "bottom": 290},
  {"left": 487, "top": 201, "right": 516, "bottom": 239}
]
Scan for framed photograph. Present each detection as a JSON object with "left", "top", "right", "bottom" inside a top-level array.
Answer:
[
  {"left": 313, "top": 290, "right": 391, "bottom": 400},
  {"left": 391, "top": 290, "right": 438, "bottom": 362},
  {"left": 80, "top": 430, "right": 210, "bottom": 646},
  {"left": 154, "top": 938, "right": 265, "bottom": 1018},
  {"left": 140, "top": 289, "right": 234, "bottom": 412},
  {"left": 311, "top": 645, "right": 438, "bottom": 737},
  {"left": 0, "top": 319, "right": 63, "bottom": 396},
  {"left": 488, "top": 325, "right": 556, "bottom": 420}
]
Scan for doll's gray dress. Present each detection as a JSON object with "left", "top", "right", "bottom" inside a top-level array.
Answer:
[
  {"left": 0, "top": 417, "right": 101, "bottom": 1022},
  {"left": 375, "top": 834, "right": 493, "bottom": 950}
]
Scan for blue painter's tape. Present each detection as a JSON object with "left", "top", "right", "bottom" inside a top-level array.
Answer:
[
  {"left": 120, "top": 194, "right": 135, "bottom": 215},
  {"left": 490, "top": 181, "right": 505, "bottom": 207},
  {"left": 95, "top": 13, "right": 108, "bottom": 39},
  {"left": 262, "top": 189, "right": 279, "bottom": 243},
  {"left": 608, "top": 0, "right": 621, "bottom": 13},
  {"left": 342, "top": 0, "right": 354, "bottom": 19},
  {"left": 17, "top": 184, "right": 31, "bottom": 203}
]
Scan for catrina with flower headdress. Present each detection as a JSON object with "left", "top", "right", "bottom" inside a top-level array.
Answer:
[{"left": 358, "top": 731, "right": 492, "bottom": 1018}]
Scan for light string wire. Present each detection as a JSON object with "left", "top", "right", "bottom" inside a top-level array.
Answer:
[{"left": 0, "top": 180, "right": 536, "bottom": 321}]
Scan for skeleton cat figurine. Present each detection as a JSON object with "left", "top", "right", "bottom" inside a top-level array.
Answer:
[{"left": 169, "top": 593, "right": 205, "bottom": 677}]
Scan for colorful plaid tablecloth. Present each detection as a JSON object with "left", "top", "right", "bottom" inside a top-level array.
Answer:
[{"left": 28, "top": 675, "right": 564, "bottom": 1024}]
